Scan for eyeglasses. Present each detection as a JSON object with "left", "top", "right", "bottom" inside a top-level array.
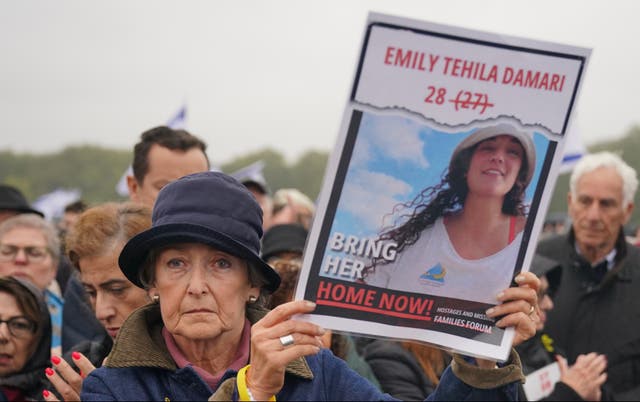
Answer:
[
  {"left": 0, "top": 244, "right": 50, "bottom": 263},
  {"left": 0, "top": 316, "right": 36, "bottom": 339}
]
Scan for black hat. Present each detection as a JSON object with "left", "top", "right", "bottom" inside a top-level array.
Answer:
[
  {"left": 119, "top": 171, "right": 280, "bottom": 292},
  {"left": 0, "top": 184, "right": 43, "bottom": 217},
  {"left": 261, "top": 224, "right": 308, "bottom": 262}
]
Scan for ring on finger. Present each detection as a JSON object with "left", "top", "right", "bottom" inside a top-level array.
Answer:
[
  {"left": 279, "top": 334, "right": 295, "bottom": 347},
  {"left": 528, "top": 305, "right": 535, "bottom": 316}
]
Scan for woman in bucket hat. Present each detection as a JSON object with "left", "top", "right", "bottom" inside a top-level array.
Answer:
[
  {"left": 80, "top": 171, "right": 539, "bottom": 401},
  {"left": 364, "top": 123, "right": 537, "bottom": 304}
]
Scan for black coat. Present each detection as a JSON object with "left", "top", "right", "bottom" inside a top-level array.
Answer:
[
  {"left": 537, "top": 230, "right": 640, "bottom": 400},
  {"left": 362, "top": 340, "right": 436, "bottom": 401}
]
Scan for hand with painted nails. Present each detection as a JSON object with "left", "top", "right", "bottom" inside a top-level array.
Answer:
[
  {"left": 485, "top": 271, "right": 540, "bottom": 347},
  {"left": 43, "top": 352, "right": 96, "bottom": 401},
  {"left": 247, "top": 300, "right": 325, "bottom": 401}
]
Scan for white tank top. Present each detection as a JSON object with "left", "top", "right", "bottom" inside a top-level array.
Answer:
[{"left": 365, "top": 217, "right": 522, "bottom": 304}]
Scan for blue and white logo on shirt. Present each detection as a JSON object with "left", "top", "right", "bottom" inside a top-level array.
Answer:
[{"left": 419, "top": 263, "right": 446, "bottom": 286}]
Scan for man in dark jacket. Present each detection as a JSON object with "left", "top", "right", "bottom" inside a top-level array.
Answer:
[
  {"left": 517, "top": 254, "right": 606, "bottom": 401},
  {"left": 536, "top": 151, "right": 640, "bottom": 400}
]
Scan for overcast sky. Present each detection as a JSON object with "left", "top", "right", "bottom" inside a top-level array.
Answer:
[{"left": 1, "top": 0, "right": 638, "bottom": 166}]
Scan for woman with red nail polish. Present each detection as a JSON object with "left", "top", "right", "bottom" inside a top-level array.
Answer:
[
  {"left": 0, "top": 277, "right": 55, "bottom": 401},
  {"left": 46, "top": 202, "right": 152, "bottom": 401}
]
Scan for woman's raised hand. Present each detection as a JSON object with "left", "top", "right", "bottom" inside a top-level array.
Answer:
[
  {"left": 43, "top": 351, "right": 96, "bottom": 401},
  {"left": 248, "top": 300, "right": 324, "bottom": 400},
  {"left": 486, "top": 271, "right": 540, "bottom": 347}
]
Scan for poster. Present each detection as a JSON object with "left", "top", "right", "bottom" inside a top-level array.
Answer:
[
  {"left": 522, "top": 362, "right": 561, "bottom": 401},
  {"left": 295, "top": 12, "right": 590, "bottom": 360}
]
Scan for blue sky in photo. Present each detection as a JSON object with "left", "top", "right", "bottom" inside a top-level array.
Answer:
[{"left": 326, "top": 111, "right": 550, "bottom": 243}]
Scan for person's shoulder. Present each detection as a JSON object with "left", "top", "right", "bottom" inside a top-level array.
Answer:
[
  {"left": 305, "top": 347, "right": 364, "bottom": 374},
  {"left": 536, "top": 233, "right": 568, "bottom": 255},
  {"left": 624, "top": 240, "right": 640, "bottom": 257},
  {"left": 81, "top": 365, "right": 156, "bottom": 401},
  {"left": 362, "top": 339, "right": 409, "bottom": 360},
  {"left": 306, "top": 347, "right": 340, "bottom": 365}
]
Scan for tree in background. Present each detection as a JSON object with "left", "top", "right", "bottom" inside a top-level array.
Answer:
[{"left": 3, "top": 125, "right": 640, "bottom": 224}]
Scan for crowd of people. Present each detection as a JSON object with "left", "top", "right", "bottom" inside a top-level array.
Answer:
[{"left": 0, "top": 124, "right": 637, "bottom": 401}]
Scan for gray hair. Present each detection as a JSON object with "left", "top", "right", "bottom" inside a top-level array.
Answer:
[
  {"left": 570, "top": 151, "right": 638, "bottom": 207},
  {"left": 0, "top": 213, "right": 60, "bottom": 266}
]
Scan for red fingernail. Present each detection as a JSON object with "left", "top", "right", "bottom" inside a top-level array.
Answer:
[
  {"left": 51, "top": 356, "right": 61, "bottom": 365},
  {"left": 72, "top": 351, "right": 81, "bottom": 360},
  {"left": 43, "top": 390, "right": 50, "bottom": 398},
  {"left": 45, "top": 367, "right": 54, "bottom": 377}
]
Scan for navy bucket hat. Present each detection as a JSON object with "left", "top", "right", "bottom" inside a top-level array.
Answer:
[{"left": 119, "top": 171, "right": 281, "bottom": 292}]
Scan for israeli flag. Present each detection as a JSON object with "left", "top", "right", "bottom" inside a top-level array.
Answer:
[
  {"left": 558, "top": 119, "right": 586, "bottom": 174},
  {"left": 33, "top": 188, "right": 82, "bottom": 221},
  {"left": 166, "top": 105, "right": 187, "bottom": 130}
]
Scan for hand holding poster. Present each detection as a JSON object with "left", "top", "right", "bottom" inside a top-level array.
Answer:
[{"left": 295, "top": 12, "right": 590, "bottom": 361}]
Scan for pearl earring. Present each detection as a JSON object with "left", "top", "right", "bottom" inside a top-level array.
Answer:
[
  {"left": 152, "top": 295, "right": 159, "bottom": 303},
  {"left": 248, "top": 295, "right": 257, "bottom": 303}
]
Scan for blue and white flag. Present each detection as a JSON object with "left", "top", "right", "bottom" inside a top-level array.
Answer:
[
  {"left": 33, "top": 188, "right": 82, "bottom": 221},
  {"left": 166, "top": 105, "right": 187, "bottom": 129},
  {"left": 559, "top": 119, "right": 586, "bottom": 174},
  {"left": 115, "top": 165, "right": 133, "bottom": 197}
]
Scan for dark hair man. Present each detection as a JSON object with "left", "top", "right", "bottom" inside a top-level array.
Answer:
[
  {"left": 126, "top": 126, "right": 210, "bottom": 207},
  {"left": 58, "top": 200, "right": 88, "bottom": 236},
  {"left": 536, "top": 151, "right": 640, "bottom": 400}
]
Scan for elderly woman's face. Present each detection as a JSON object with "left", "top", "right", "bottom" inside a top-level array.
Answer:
[
  {"left": 0, "top": 227, "right": 56, "bottom": 291},
  {"left": 466, "top": 135, "right": 524, "bottom": 198},
  {"left": 0, "top": 291, "right": 36, "bottom": 377},
  {"left": 150, "top": 243, "right": 259, "bottom": 342}
]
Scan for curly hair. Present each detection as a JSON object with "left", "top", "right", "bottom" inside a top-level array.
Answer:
[{"left": 363, "top": 138, "right": 529, "bottom": 278}]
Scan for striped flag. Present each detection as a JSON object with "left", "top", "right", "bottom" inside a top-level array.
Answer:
[
  {"left": 166, "top": 105, "right": 187, "bottom": 130},
  {"left": 558, "top": 119, "right": 586, "bottom": 174}
]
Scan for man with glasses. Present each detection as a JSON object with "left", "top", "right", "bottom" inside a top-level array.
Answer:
[{"left": 0, "top": 213, "right": 62, "bottom": 355}]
